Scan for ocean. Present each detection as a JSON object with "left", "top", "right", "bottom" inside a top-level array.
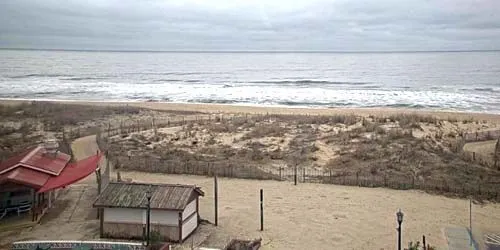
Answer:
[{"left": 1, "top": 49, "right": 499, "bottom": 113}]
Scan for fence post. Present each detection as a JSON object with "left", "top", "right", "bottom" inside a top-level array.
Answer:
[
  {"left": 260, "top": 189, "right": 264, "bottom": 231},
  {"left": 303, "top": 168, "right": 306, "bottom": 182},
  {"left": 294, "top": 165, "right": 297, "bottom": 185},
  {"left": 469, "top": 198, "right": 472, "bottom": 246},
  {"left": 423, "top": 235, "right": 426, "bottom": 250},
  {"left": 214, "top": 175, "right": 218, "bottom": 226},
  {"left": 279, "top": 167, "right": 282, "bottom": 181}
]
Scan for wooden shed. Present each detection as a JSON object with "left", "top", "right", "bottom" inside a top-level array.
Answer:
[{"left": 93, "top": 182, "right": 204, "bottom": 243}]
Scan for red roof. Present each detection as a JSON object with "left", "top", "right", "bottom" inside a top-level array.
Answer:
[
  {"left": 38, "top": 153, "right": 102, "bottom": 193},
  {"left": 0, "top": 146, "right": 71, "bottom": 176},
  {"left": 0, "top": 146, "right": 100, "bottom": 192},
  {"left": 0, "top": 147, "right": 35, "bottom": 173},
  {"left": 0, "top": 167, "right": 50, "bottom": 189},
  {"left": 20, "top": 147, "right": 71, "bottom": 175}
]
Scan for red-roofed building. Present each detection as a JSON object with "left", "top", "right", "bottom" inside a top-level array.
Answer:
[{"left": 0, "top": 142, "right": 102, "bottom": 221}]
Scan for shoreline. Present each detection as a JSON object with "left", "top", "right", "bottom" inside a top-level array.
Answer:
[{"left": 2, "top": 98, "right": 500, "bottom": 122}]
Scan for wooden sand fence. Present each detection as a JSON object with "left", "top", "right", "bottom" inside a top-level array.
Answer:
[
  {"left": 461, "top": 129, "right": 500, "bottom": 169},
  {"left": 90, "top": 114, "right": 500, "bottom": 201},
  {"left": 463, "top": 129, "right": 500, "bottom": 142}
]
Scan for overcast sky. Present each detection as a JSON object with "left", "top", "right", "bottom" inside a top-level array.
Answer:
[{"left": 1, "top": 0, "right": 499, "bottom": 51}]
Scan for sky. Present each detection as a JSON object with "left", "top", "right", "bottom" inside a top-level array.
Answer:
[{"left": 0, "top": 0, "right": 499, "bottom": 51}]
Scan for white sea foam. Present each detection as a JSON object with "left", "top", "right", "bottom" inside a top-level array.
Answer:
[{"left": 1, "top": 50, "right": 500, "bottom": 113}]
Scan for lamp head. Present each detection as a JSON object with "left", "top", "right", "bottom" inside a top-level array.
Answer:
[{"left": 397, "top": 209, "right": 404, "bottom": 224}]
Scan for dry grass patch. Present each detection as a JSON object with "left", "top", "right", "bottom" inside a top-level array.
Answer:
[
  {"left": 106, "top": 111, "right": 500, "bottom": 200},
  {"left": 241, "top": 122, "right": 288, "bottom": 140}
]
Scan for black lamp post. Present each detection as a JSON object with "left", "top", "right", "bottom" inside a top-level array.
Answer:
[
  {"left": 146, "top": 188, "right": 152, "bottom": 246},
  {"left": 396, "top": 209, "right": 404, "bottom": 250}
]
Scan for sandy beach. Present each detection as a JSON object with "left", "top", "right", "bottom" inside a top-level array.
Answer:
[{"left": 2, "top": 99, "right": 500, "bottom": 122}]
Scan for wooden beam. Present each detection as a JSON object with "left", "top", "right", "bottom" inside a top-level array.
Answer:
[
  {"left": 294, "top": 165, "right": 297, "bottom": 185},
  {"left": 48, "top": 191, "right": 51, "bottom": 209},
  {"left": 178, "top": 211, "right": 183, "bottom": 243},
  {"left": 196, "top": 197, "right": 200, "bottom": 223},
  {"left": 31, "top": 189, "right": 36, "bottom": 222},
  {"left": 104, "top": 150, "right": 110, "bottom": 187},
  {"left": 99, "top": 208, "right": 104, "bottom": 238}
]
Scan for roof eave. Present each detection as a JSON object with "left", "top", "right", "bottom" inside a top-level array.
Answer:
[
  {"left": 0, "top": 177, "right": 44, "bottom": 189},
  {"left": 195, "top": 187, "right": 205, "bottom": 197},
  {"left": 92, "top": 204, "right": 183, "bottom": 211}
]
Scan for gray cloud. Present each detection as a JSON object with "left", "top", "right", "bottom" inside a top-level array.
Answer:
[{"left": 0, "top": 0, "right": 499, "bottom": 51}]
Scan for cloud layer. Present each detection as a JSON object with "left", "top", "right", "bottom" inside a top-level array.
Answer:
[{"left": 1, "top": 0, "right": 499, "bottom": 51}]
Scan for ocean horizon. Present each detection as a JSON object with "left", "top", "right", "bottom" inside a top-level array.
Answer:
[
  {"left": 1, "top": 49, "right": 499, "bottom": 113},
  {"left": 2, "top": 47, "right": 500, "bottom": 53}
]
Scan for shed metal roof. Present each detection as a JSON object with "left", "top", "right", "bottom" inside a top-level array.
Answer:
[{"left": 93, "top": 182, "right": 204, "bottom": 210}]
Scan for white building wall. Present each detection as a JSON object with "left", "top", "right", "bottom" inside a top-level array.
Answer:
[
  {"left": 103, "top": 208, "right": 179, "bottom": 226},
  {"left": 151, "top": 210, "right": 178, "bottom": 226},
  {"left": 182, "top": 213, "right": 198, "bottom": 240},
  {"left": 103, "top": 208, "right": 143, "bottom": 223},
  {"left": 182, "top": 199, "right": 196, "bottom": 220}
]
